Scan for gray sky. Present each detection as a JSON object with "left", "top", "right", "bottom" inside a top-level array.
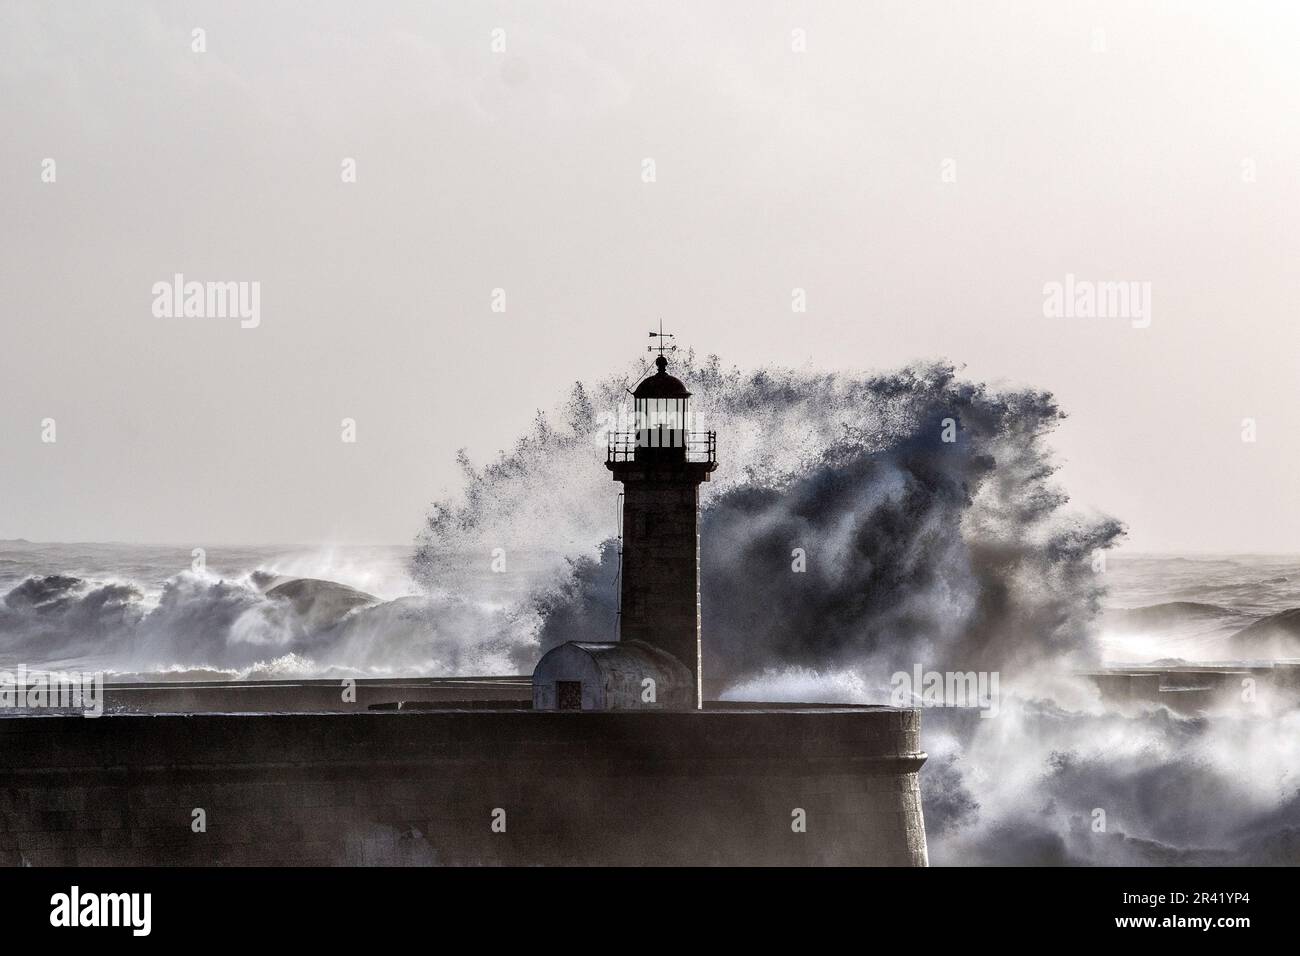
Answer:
[{"left": 2, "top": 1, "right": 1297, "bottom": 552}]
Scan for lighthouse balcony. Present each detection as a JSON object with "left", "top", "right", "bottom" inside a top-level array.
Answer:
[{"left": 607, "top": 430, "right": 716, "bottom": 465}]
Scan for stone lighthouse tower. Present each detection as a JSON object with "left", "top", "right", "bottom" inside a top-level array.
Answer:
[{"left": 606, "top": 331, "right": 717, "bottom": 708}]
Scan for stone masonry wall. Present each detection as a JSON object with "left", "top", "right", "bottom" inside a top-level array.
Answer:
[
  {"left": 0, "top": 708, "right": 927, "bottom": 866},
  {"left": 619, "top": 480, "right": 703, "bottom": 697}
]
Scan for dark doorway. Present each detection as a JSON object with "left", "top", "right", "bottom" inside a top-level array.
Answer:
[{"left": 556, "top": 681, "right": 583, "bottom": 711}]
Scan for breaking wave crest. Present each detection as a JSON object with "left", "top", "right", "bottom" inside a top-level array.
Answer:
[
  {"left": 0, "top": 569, "right": 522, "bottom": 679},
  {"left": 414, "top": 355, "right": 1124, "bottom": 686}
]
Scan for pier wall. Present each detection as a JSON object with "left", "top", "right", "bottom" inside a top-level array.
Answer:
[
  {"left": 0, "top": 707, "right": 927, "bottom": 866},
  {"left": 1084, "top": 662, "right": 1300, "bottom": 713}
]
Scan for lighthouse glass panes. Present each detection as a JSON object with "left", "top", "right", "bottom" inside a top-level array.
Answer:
[{"left": 636, "top": 396, "right": 687, "bottom": 450}]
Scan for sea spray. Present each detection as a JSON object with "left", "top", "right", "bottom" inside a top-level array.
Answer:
[{"left": 413, "top": 355, "right": 1124, "bottom": 684}]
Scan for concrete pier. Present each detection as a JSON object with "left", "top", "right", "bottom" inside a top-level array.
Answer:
[
  {"left": 0, "top": 700, "right": 928, "bottom": 866},
  {"left": 92, "top": 676, "right": 533, "bottom": 714},
  {"left": 1083, "top": 661, "right": 1300, "bottom": 713}
]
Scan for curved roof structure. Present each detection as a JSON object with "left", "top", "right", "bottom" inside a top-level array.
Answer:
[
  {"left": 532, "top": 639, "right": 694, "bottom": 710},
  {"left": 632, "top": 355, "right": 691, "bottom": 399}
]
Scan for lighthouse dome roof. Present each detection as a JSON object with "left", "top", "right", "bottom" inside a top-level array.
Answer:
[{"left": 633, "top": 355, "right": 691, "bottom": 398}]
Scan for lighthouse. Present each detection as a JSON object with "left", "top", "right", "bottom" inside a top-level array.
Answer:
[
  {"left": 532, "top": 330, "right": 717, "bottom": 711},
  {"left": 607, "top": 332, "right": 716, "bottom": 707}
]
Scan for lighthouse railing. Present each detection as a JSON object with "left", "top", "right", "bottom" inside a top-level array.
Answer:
[{"left": 607, "top": 430, "right": 716, "bottom": 464}]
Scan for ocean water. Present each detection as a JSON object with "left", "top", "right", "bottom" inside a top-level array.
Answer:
[
  {"left": 1, "top": 539, "right": 1294, "bottom": 680},
  {"left": 1099, "top": 553, "right": 1300, "bottom": 663},
  {"left": 0, "top": 540, "right": 559, "bottom": 679}
]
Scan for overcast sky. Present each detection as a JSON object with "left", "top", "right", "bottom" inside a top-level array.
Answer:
[{"left": 2, "top": 1, "right": 1297, "bottom": 552}]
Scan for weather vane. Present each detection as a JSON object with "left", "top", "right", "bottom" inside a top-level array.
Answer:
[{"left": 647, "top": 319, "right": 676, "bottom": 359}]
